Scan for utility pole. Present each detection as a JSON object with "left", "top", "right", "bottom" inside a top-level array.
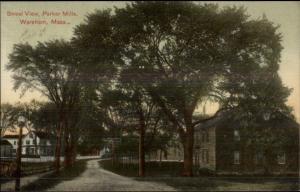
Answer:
[{"left": 15, "top": 115, "right": 25, "bottom": 191}]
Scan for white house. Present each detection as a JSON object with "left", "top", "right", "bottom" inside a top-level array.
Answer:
[{"left": 2, "top": 128, "right": 54, "bottom": 157}]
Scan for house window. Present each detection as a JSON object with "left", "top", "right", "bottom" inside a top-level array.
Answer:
[
  {"left": 26, "top": 140, "right": 30, "bottom": 145},
  {"left": 206, "top": 131, "right": 209, "bottom": 143},
  {"left": 234, "top": 151, "right": 240, "bottom": 164},
  {"left": 26, "top": 147, "right": 30, "bottom": 155},
  {"left": 202, "top": 149, "right": 209, "bottom": 164},
  {"left": 202, "top": 130, "right": 209, "bottom": 143},
  {"left": 14, "top": 141, "right": 17, "bottom": 145},
  {"left": 234, "top": 130, "right": 240, "bottom": 141},
  {"left": 255, "top": 151, "right": 264, "bottom": 165},
  {"left": 277, "top": 152, "right": 286, "bottom": 165},
  {"left": 47, "top": 149, "right": 51, "bottom": 156},
  {"left": 30, "top": 148, "right": 34, "bottom": 155},
  {"left": 40, "top": 140, "right": 46, "bottom": 145},
  {"left": 263, "top": 112, "right": 270, "bottom": 121},
  {"left": 196, "top": 132, "right": 201, "bottom": 142}
]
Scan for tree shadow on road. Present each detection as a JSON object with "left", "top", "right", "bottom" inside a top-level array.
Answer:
[
  {"left": 134, "top": 176, "right": 222, "bottom": 191},
  {"left": 134, "top": 176, "right": 300, "bottom": 191},
  {"left": 21, "top": 160, "right": 87, "bottom": 192}
]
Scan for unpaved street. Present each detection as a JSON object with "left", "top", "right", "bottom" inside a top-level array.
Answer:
[
  {"left": 2, "top": 159, "right": 297, "bottom": 191},
  {"left": 46, "top": 159, "right": 177, "bottom": 191}
]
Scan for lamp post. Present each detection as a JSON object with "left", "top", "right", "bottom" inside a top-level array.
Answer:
[
  {"left": 0, "top": 111, "right": 3, "bottom": 136},
  {"left": 0, "top": 110, "right": 7, "bottom": 137},
  {"left": 15, "top": 115, "right": 25, "bottom": 191}
]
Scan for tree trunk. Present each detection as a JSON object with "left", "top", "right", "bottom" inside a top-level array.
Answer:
[
  {"left": 34, "top": 133, "right": 38, "bottom": 155},
  {"left": 70, "top": 134, "right": 77, "bottom": 165},
  {"left": 159, "top": 149, "right": 162, "bottom": 166},
  {"left": 64, "top": 134, "right": 72, "bottom": 168},
  {"left": 15, "top": 124, "right": 23, "bottom": 191},
  {"left": 138, "top": 111, "right": 146, "bottom": 177},
  {"left": 64, "top": 116, "right": 73, "bottom": 168},
  {"left": 182, "top": 126, "right": 194, "bottom": 176},
  {"left": 54, "top": 121, "right": 63, "bottom": 173},
  {"left": 63, "top": 118, "right": 77, "bottom": 168},
  {"left": 64, "top": 136, "right": 77, "bottom": 168},
  {"left": 111, "top": 140, "right": 116, "bottom": 166}
]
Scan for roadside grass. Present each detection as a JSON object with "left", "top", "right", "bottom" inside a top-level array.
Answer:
[
  {"left": 21, "top": 161, "right": 53, "bottom": 175},
  {"left": 134, "top": 176, "right": 299, "bottom": 191},
  {"left": 21, "top": 160, "right": 87, "bottom": 191},
  {"left": 0, "top": 161, "right": 53, "bottom": 184},
  {"left": 137, "top": 176, "right": 222, "bottom": 191},
  {"left": 100, "top": 160, "right": 299, "bottom": 191},
  {"left": 99, "top": 160, "right": 183, "bottom": 177}
]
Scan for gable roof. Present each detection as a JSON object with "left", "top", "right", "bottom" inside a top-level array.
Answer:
[
  {"left": 194, "top": 109, "right": 230, "bottom": 131},
  {"left": 1, "top": 140, "right": 13, "bottom": 146},
  {"left": 194, "top": 109, "right": 300, "bottom": 131},
  {"left": 2, "top": 129, "right": 53, "bottom": 140},
  {"left": 2, "top": 127, "right": 30, "bottom": 137},
  {"left": 2, "top": 134, "right": 20, "bottom": 139}
]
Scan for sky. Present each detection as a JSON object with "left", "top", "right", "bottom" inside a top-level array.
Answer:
[{"left": 1, "top": 1, "right": 299, "bottom": 122}]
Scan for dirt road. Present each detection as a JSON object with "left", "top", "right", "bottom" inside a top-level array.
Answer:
[{"left": 46, "top": 159, "right": 177, "bottom": 191}]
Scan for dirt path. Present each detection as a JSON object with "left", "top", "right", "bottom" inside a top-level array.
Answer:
[{"left": 46, "top": 159, "right": 177, "bottom": 191}]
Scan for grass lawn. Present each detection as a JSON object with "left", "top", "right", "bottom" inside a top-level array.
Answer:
[
  {"left": 99, "top": 160, "right": 183, "bottom": 177},
  {"left": 100, "top": 160, "right": 300, "bottom": 191},
  {"left": 21, "top": 161, "right": 52, "bottom": 167},
  {"left": 21, "top": 160, "right": 87, "bottom": 191},
  {"left": 134, "top": 176, "right": 299, "bottom": 191},
  {"left": 21, "top": 162, "right": 53, "bottom": 174},
  {"left": 0, "top": 161, "right": 54, "bottom": 184}
]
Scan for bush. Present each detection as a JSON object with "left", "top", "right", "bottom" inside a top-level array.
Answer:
[
  {"left": 196, "top": 167, "right": 215, "bottom": 176},
  {"left": 21, "top": 154, "right": 40, "bottom": 158},
  {"left": 101, "top": 153, "right": 112, "bottom": 159}
]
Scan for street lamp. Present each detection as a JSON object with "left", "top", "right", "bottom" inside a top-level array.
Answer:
[{"left": 15, "top": 115, "right": 25, "bottom": 191}]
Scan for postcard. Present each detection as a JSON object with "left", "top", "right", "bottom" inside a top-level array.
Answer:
[{"left": 1, "top": 2, "right": 299, "bottom": 191}]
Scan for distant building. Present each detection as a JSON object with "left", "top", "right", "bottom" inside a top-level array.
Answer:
[
  {"left": 164, "top": 136, "right": 183, "bottom": 161},
  {"left": 0, "top": 140, "right": 13, "bottom": 157},
  {"left": 2, "top": 128, "right": 54, "bottom": 157},
  {"left": 193, "top": 111, "right": 299, "bottom": 175},
  {"left": 148, "top": 135, "right": 183, "bottom": 162}
]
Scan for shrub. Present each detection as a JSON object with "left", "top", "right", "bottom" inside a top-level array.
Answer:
[{"left": 196, "top": 167, "right": 215, "bottom": 176}]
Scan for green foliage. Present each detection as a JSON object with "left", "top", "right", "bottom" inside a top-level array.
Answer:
[
  {"left": 99, "top": 86, "right": 175, "bottom": 155},
  {"left": 111, "top": 2, "right": 288, "bottom": 126},
  {"left": 1, "top": 103, "right": 23, "bottom": 130},
  {"left": 7, "top": 39, "right": 111, "bottom": 160},
  {"left": 196, "top": 167, "right": 216, "bottom": 176},
  {"left": 1, "top": 100, "right": 41, "bottom": 133},
  {"left": 72, "top": 9, "right": 119, "bottom": 87},
  {"left": 30, "top": 102, "right": 58, "bottom": 132}
]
